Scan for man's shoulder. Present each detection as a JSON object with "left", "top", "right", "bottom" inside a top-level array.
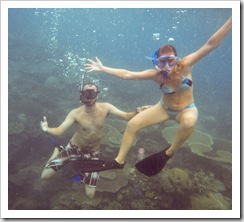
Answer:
[
  {"left": 69, "top": 106, "right": 83, "bottom": 114},
  {"left": 96, "top": 102, "right": 112, "bottom": 107},
  {"left": 96, "top": 102, "right": 115, "bottom": 112}
]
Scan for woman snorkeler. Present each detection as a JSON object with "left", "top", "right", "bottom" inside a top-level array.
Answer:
[{"left": 84, "top": 16, "right": 232, "bottom": 177}]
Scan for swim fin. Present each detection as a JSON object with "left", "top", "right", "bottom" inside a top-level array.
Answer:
[
  {"left": 71, "top": 173, "right": 86, "bottom": 183},
  {"left": 135, "top": 147, "right": 171, "bottom": 177},
  {"left": 72, "top": 159, "right": 124, "bottom": 173}
]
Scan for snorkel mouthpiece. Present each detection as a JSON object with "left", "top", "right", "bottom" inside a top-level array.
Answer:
[{"left": 162, "top": 71, "right": 169, "bottom": 77}]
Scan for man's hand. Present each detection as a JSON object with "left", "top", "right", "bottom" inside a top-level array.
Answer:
[
  {"left": 40, "top": 116, "right": 49, "bottom": 132},
  {"left": 136, "top": 105, "right": 152, "bottom": 113},
  {"left": 84, "top": 57, "right": 103, "bottom": 72}
]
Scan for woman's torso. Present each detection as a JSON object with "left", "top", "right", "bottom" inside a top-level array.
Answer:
[{"left": 153, "top": 65, "right": 194, "bottom": 110}]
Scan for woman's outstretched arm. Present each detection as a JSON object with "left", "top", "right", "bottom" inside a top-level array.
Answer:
[
  {"left": 84, "top": 57, "right": 157, "bottom": 80},
  {"left": 184, "top": 16, "right": 232, "bottom": 66}
]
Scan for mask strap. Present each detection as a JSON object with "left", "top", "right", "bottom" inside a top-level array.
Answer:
[{"left": 152, "top": 50, "right": 158, "bottom": 65}]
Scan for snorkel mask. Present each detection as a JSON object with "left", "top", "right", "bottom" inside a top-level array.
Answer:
[
  {"left": 80, "top": 83, "right": 100, "bottom": 105},
  {"left": 150, "top": 51, "right": 179, "bottom": 77}
]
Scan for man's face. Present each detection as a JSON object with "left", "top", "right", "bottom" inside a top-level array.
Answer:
[{"left": 80, "top": 84, "right": 99, "bottom": 106}]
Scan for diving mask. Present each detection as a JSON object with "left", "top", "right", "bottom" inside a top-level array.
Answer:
[
  {"left": 80, "top": 83, "right": 100, "bottom": 103},
  {"left": 80, "top": 89, "right": 99, "bottom": 100},
  {"left": 151, "top": 51, "right": 179, "bottom": 71}
]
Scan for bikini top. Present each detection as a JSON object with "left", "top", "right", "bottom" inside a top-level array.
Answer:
[{"left": 160, "top": 76, "right": 192, "bottom": 94}]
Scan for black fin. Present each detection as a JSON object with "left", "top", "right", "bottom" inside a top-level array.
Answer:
[
  {"left": 72, "top": 159, "right": 124, "bottom": 173},
  {"left": 135, "top": 147, "right": 171, "bottom": 177}
]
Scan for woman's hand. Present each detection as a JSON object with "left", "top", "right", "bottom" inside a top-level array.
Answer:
[
  {"left": 84, "top": 57, "right": 104, "bottom": 72},
  {"left": 136, "top": 105, "right": 153, "bottom": 113}
]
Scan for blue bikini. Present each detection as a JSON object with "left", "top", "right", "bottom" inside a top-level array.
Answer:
[
  {"left": 159, "top": 75, "right": 196, "bottom": 118},
  {"left": 160, "top": 75, "right": 192, "bottom": 94}
]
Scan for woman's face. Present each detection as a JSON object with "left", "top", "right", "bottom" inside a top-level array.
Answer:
[{"left": 156, "top": 52, "right": 178, "bottom": 76}]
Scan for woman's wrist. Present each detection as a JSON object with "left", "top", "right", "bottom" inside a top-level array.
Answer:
[{"left": 100, "top": 65, "right": 107, "bottom": 72}]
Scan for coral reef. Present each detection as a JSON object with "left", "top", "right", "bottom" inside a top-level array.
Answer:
[
  {"left": 17, "top": 113, "right": 27, "bottom": 124},
  {"left": 203, "top": 115, "right": 217, "bottom": 129},
  {"left": 190, "top": 143, "right": 212, "bottom": 156},
  {"left": 187, "top": 129, "right": 213, "bottom": 146},
  {"left": 162, "top": 126, "right": 231, "bottom": 164},
  {"left": 130, "top": 198, "right": 162, "bottom": 210},
  {"left": 162, "top": 126, "right": 213, "bottom": 146},
  {"left": 158, "top": 167, "right": 192, "bottom": 195},
  {"left": 101, "top": 125, "right": 137, "bottom": 148},
  {"left": 190, "top": 192, "right": 231, "bottom": 210},
  {"left": 192, "top": 169, "right": 226, "bottom": 193},
  {"left": 71, "top": 188, "right": 102, "bottom": 208},
  {"left": 190, "top": 143, "right": 232, "bottom": 164},
  {"left": 44, "top": 76, "right": 62, "bottom": 89},
  {"left": 166, "top": 167, "right": 192, "bottom": 192},
  {"left": 109, "top": 136, "right": 121, "bottom": 146},
  {"left": 9, "top": 122, "right": 25, "bottom": 135},
  {"left": 11, "top": 197, "right": 39, "bottom": 210},
  {"left": 103, "top": 201, "right": 122, "bottom": 210},
  {"left": 99, "top": 170, "right": 116, "bottom": 179},
  {"left": 96, "top": 169, "right": 128, "bottom": 193},
  {"left": 101, "top": 127, "right": 122, "bottom": 148},
  {"left": 212, "top": 137, "right": 232, "bottom": 151},
  {"left": 159, "top": 171, "right": 176, "bottom": 193},
  {"left": 145, "top": 190, "right": 157, "bottom": 199},
  {"left": 214, "top": 150, "right": 232, "bottom": 163},
  {"left": 105, "top": 119, "right": 127, "bottom": 133}
]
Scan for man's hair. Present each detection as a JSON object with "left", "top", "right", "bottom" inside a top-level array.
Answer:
[{"left": 81, "top": 83, "right": 99, "bottom": 92}]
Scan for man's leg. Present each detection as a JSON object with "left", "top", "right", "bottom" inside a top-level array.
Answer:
[
  {"left": 41, "top": 145, "right": 74, "bottom": 179},
  {"left": 85, "top": 186, "right": 96, "bottom": 199},
  {"left": 84, "top": 172, "right": 98, "bottom": 199},
  {"left": 41, "top": 147, "right": 59, "bottom": 180}
]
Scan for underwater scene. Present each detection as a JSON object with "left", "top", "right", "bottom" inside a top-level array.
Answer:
[{"left": 8, "top": 8, "right": 232, "bottom": 211}]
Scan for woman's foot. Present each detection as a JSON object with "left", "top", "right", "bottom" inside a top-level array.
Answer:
[
  {"left": 135, "top": 146, "right": 172, "bottom": 177},
  {"left": 165, "top": 147, "right": 174, "bottom": 156}
]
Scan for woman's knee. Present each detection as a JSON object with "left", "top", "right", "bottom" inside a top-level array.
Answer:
[
  {"left": 126, "top": 119, "right": 142, "bottom": 133},
  {"left": 180, "top": 115, "right": 197, "bottom": 129}
]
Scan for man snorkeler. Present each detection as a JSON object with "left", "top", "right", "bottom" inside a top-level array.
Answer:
[{"left": 40, "top": 81, "right": 149, "bottom": 198}]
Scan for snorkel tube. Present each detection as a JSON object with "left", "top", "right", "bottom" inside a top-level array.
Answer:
[{"left": 79, "top": 75, "right": 85, "bottom": 102}]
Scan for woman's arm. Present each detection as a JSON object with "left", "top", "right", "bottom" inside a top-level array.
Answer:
[
  {"left": 85, "top": 57, "right": 157, "bottom": 80},
  {"left": 184, "top": 16, "right": 232, "bottom": 66}
]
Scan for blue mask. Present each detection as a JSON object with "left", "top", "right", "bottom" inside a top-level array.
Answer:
[{"left": 151, "top": 51, "right": 179, "bottom": 71}]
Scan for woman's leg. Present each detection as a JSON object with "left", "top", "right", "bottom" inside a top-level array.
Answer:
[
  {"left": 166, "top": 106, "right": 198, "bottom": 156},
  {"left": 115, "top": 102, "right": 169, "bottom": 163}
]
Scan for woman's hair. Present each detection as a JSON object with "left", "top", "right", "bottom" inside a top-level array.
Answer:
[
  {"left": 157, "top": 44, "right": 177, "bottom": 57},
  {"left": 157, "top": 44, "right": 184, "bottom": 77}
]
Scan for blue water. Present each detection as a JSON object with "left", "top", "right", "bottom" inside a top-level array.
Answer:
[{"left": 8, "top": 8, "right": 232, "bottom": 210}]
